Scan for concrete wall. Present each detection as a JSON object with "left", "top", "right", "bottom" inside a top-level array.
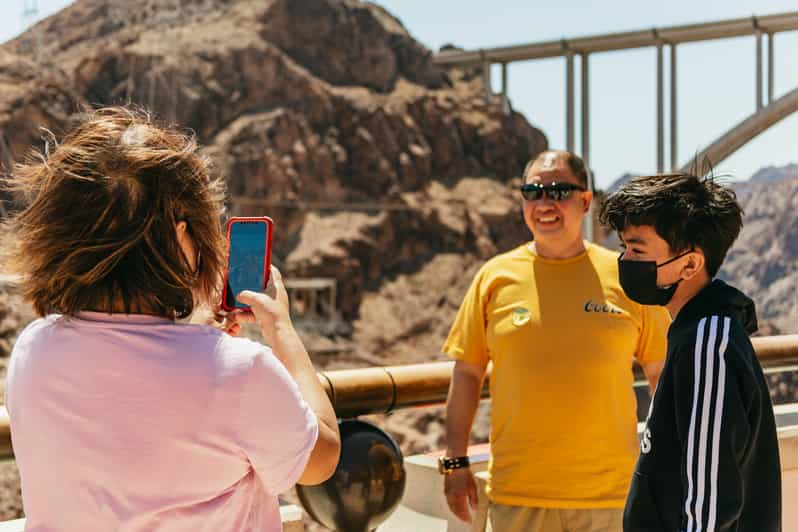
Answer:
[{"left": 381, "top": 414, "right": 798, "bottom": 531}]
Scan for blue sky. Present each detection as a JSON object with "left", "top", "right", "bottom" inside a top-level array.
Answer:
[{"left": 3, "top": 0, "right": 798, "bottom": 188}]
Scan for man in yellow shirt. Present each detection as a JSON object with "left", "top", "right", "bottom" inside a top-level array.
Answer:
[{"left": 441, "top": 150, "right": 670, "bottom": 532}]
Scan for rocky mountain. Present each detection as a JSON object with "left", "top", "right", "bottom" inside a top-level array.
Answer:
[
  {"left": 750, "top": 163, "right": 798, "bottom": 183},
  {"left": 1, "top": 0, "right": 547, "bottom": 324},
  {"left": 719, "top": 173, "right": 798, "bottom": 333}
]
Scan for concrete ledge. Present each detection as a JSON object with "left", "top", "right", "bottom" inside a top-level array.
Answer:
[
  {"left": 281, "top": 503, "right": 305, "bottom": 532},
  {"left": 779, "top": 424, "right": 798, "bottom": 528},
  {"left": 382, "top": 414, "right": 798, "bottom": 531},
  {"left": 0, "top": 503, "right": 305, "bottom": 531},
  {"left": 380, "top": 444, "right": 490, "bottom": 531},
  {"left": 0, "top": 519, "right": 23, "bottom": 532}
]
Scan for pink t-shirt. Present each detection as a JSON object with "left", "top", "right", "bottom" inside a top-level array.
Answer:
[{"left": 5, "top": 312, "right": 319, "bottom": 531}]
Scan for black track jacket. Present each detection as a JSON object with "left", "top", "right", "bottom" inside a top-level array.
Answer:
[{"left": 623, "top": 280, "right": 781, "bottom": 532}]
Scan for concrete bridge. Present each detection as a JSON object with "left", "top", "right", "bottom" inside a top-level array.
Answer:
[{"left": 434, "top": 11, "right": 798, "bottom": 178}]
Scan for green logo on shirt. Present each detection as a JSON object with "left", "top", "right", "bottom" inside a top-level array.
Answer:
[{"left": 512, "top": 307, "right": 530, "bottom": 326}]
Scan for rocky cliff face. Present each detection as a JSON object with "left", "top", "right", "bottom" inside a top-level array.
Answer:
[
  {"left": 749, "top": 163, "right": 798, "bottom": 183},
  {"left": 720, "top": 174, "right": 798, "bottom": 333},
  {"left": 1, "top": 0, "right": 546, "bottom": 321}
]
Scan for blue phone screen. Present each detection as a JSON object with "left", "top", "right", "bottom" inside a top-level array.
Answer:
[{"left": 226, "top": 221, "right": 268, "bottom": 309}]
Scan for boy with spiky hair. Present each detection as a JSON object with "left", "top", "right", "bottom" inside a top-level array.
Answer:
[{"left": 600, "top": 173, "right": 781, "bottom": 532}]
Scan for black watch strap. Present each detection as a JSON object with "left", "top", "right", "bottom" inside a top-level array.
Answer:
[{"left": 438, "top": 455, "right": 470, "bottom": 475}]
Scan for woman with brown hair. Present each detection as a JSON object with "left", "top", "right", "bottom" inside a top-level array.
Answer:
[{"left": 3, "top": 107, "right": 340, "bottom": 531}]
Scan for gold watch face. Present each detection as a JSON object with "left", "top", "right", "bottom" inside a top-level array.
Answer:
[{"left": 438, "top": 456, "right": 452, "bottom": 475}]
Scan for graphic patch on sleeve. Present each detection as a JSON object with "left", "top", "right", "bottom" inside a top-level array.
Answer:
[{"left": 512, "top": 307, "right": 531, "bottom": 326}]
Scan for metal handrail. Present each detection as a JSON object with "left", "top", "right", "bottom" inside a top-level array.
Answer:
[
  {"left": 434, "top": 12, "right": 798, "bottom": 66},
  {"left": 0, "top": 335, "right": 795, "bottom": 459},
  {"left": 319, "top": 334, "right": 798, "bottom": 418}
]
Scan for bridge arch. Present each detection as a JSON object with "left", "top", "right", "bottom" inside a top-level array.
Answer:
[{"left": 682, "top": 86, "right": 798, "bottom": 176}]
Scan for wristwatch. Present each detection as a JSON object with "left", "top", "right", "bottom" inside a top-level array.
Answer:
[{"left": 438, "top": 455, "right": 470, "bottom": 475}]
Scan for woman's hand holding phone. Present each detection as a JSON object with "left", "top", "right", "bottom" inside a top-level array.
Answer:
[
  {"left": 231, "top": 265, "right": 293, "bottom": 346},
  {"left": 221, "top": 216, "right": 273, "bottom": 313}
]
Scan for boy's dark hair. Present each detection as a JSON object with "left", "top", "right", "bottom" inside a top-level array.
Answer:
[
  {"left": 522, "top": 150, "right": 589, "bottom": 189},
  {"left": 599, "top": 173, "right": 743, "bottom": 277}
]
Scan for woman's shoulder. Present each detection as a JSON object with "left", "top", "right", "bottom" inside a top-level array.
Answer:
[
  {"left": 212, "top": 332, "right": 283, "bottom": 376},
  {"left": 13, "top": 315, "right": 65, "bottom": 349},
  {"left": 214, "top": 332, "right": 270, "bottom": 357}
]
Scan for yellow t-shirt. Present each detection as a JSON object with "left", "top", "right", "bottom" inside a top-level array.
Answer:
[{"left": 443, "top": 242, "right": 670, "bottom": 509}]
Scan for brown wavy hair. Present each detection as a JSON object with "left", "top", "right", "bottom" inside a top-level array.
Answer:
[{"left": 2, "top": 107, "right": 227, "bottom": 318}]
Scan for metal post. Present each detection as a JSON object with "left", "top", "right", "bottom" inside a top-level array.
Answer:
[
  {"left": 309, "top": 289, "right": 318, "bottom": 319},
  {"left": 501, "top": 62, "right": 510, "bottom": 114},
  {"left": 768, "top": 33, "right": 774, "bottom": 104},
  {"left": 566, "top": 51, "right": 575, "bottom": 152},
  {"left": 670, "top": 44, "right": 678, "bottom": 171},
  {"left": 584, "top": 167, "right": 594, "bottom": 242},
  {"left": 330, "top": 282, "right": 337, "bottom": 319},
  {"left": 756, "top": 30, "right": 763, "bottom": 110},
  {"left": 581, "top": 53, "right": 590, "bottom": 169},
  {"left": 581, "top": 53, "right": 592, "bottom": 242},
  {"left": 656, "top": 43, "right": 664, "bottom": 173},
  {"left": 482, "top": 59, "right": 492, "bottom": 103},
  {"left": 0, "top": 130, "right": 11, "bottom": 217},
  {"left": 0, "top": 129, "right": 11, "bottom": 171}
]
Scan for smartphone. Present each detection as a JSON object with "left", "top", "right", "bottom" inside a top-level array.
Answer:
[{"left": 221, "top": 216, "right": 274, "bottom": 312}]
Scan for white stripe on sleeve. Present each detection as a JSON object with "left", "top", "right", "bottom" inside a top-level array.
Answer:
[
  {"left": 684, "top": 317, "right": 707, "bottom": 532},
  {"left": 694, "top": 316, "right": 720, "bottom": 530},
  {"left": 706, "top": 317, "right": 731, "bottom": 531}
]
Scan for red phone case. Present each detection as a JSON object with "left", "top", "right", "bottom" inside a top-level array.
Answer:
[{"left": 220, "top": 216, "right": 274, "bottom": 312}]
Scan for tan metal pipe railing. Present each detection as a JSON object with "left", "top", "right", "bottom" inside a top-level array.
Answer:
[
  {"left": 433, "top": 12, "right": 798, "bottom": 66},
  {"left": 320, "top": 335, "right": 798, "bottom": 418},
  {"left": 317, "top": 361, "right": 491, "bottom": 420},
  {"left": 751, "top": 334, "right": 798, "bottom": 362},
  {"left": 0, "top": 335, "right": 795, "bottom": 459}
]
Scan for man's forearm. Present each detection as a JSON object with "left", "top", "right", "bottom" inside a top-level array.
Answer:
[{"left": 445, "top": 362, "right": 487, "bottom": 457}]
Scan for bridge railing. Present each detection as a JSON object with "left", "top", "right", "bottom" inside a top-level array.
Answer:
[
  {"left": 433, "top": 12, "right": 798, "bottom": 66},
  {"left": 320, "top": 334, "right": 798, "bottom": 418},
  {"left": 0, "top": 334, "right": 796, "bottom": 458}
]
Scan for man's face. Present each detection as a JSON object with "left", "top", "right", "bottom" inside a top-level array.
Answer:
[
  {"left": 522, "top": 153, "right": 592, "bottom": 246},
  {"left": 619, "top": 225, "right": 684, "bottom": 287}
]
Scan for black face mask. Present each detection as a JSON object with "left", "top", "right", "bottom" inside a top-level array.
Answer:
[{"left": 617, "top": 249, "right": 693, "bottom": 306}]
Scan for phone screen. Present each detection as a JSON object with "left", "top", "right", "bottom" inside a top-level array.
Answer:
[{"left": 225, "top": 221, "right": 269, "bottom": 309}]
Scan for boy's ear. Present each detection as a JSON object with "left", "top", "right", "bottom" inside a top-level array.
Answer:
[{"left": 680, "top": 248, "right": 706, "bottom": 281}]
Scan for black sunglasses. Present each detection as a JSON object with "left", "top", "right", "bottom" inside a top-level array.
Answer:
[{"left": 520, "top": 182, "right": 586, "bottom": 201}]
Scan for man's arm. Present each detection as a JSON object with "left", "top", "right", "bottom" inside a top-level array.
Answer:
[
  {"left": 444, "top": 359, "right": 488, "bottom": 524},
  {"left": 640, "top": 360, "right": 664, "bottom": 394},
  {"left": 634, "top": 304, "right": 670, "bottom": 394},
  {"left": 673, "top": 317, "right": 749, "bottom": 532}
]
